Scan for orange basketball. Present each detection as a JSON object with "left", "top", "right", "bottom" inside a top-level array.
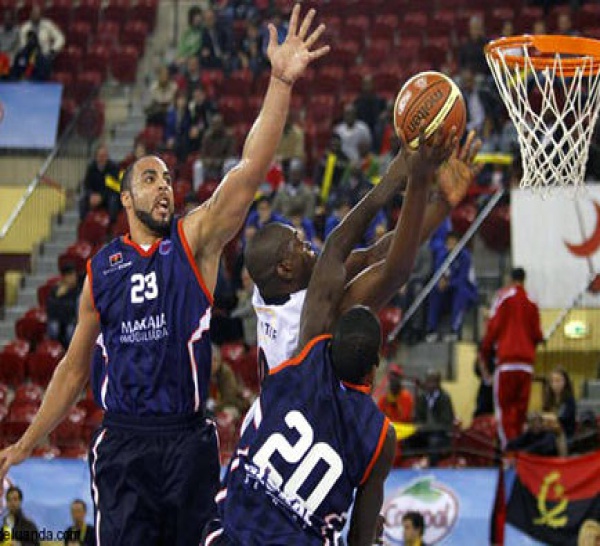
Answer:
[{"left": 394, "top": 71, "right": 466, "bottom": 150}]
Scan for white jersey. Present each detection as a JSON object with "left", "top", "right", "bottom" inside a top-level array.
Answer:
[{"left": 252, "top": 286, "right": 306, "bottom": 373}]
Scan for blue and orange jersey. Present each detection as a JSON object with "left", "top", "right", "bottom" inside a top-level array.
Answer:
[
  {"left": 88, "top": 218, "right": 213, "bottom": 415},
  {"left": 218, "top": 335, "right": 389, "bottom": 545}
]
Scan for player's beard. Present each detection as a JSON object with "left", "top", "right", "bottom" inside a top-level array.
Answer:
[{"left": 134, "top": 207, "right": 172, "bottom": 237}]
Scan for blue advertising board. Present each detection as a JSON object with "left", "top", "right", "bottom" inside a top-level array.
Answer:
[
  {"left": 0, "top": 83, "right": 62, "bottom": 149},
  {"left": 382, "top": 468, "right": 499, "bottom": 545}
]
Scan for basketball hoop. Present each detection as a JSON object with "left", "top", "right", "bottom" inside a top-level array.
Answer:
[{"left": 485, "top": 35, "right": 600, "bottom": 196}]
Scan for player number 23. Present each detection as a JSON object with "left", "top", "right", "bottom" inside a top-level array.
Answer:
[
  {"left": 253, "top": 410, "right": 343, "bottom": 512},
  {"left": 131, "top": 272, "right": 158, "bottom": 303}
]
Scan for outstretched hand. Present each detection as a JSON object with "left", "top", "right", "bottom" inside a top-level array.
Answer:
[
  {"left": 0, "top": 442, "right": 31, "bottom": 482},
  {"left": 403, "top": 125, "right": 458, "bottom": 185},
  {"left": 267, "top": 5, "right": 330, "bottom": 85},
  {"left": 436, "top": 130, "right": 483, "bottom": 207}
]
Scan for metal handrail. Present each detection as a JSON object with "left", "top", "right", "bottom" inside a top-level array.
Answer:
[
  {"left": 387, "top": 189, "right": 507, "bottom": 342},
  {"left": 0, "top": 94, "right": 95, "bottom": 240}
]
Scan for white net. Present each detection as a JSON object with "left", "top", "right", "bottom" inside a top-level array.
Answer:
[{"left": 486, "top": 40, "right": 600, "bottom": 196}]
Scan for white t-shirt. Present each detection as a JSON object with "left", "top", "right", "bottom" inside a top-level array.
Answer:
[{"left": 252, "top": 286, "right": 306, "bottom": 372}]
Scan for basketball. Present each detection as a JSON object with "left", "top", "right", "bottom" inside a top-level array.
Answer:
[{"left": 394, "top": 71, "right": 466, "bottom": 150}]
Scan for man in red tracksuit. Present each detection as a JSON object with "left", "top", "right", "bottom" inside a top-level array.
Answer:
[{"left": 479, "top": 268, "right": 544, "bottom": 448}]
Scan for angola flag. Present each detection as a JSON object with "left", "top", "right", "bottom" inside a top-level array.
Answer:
[{"left": 507, "top": 450, "right": 600, "bottom": 545}]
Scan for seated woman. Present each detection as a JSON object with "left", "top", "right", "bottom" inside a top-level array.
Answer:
[{"left": 542, "top": 366, "right": 577, "bottom": 440}]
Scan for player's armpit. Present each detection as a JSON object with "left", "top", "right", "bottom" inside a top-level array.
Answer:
[{"left": 348, "top": 424, "right": 396, "bottom": 546}]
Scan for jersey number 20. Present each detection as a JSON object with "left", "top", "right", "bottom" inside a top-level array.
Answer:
[
  {"left": 253, "top": 410, "right": 343, "bottom": 512},
  {"left": 131, "top": 272, "right": 158, "bottom": 303}
]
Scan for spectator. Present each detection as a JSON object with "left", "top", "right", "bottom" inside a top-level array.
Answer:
[
  {"left": 557, "top": 12, "right": 578, "bottom": 36},
  {"left": 178, "top": 55, "right": 202, "bottom": 96},
  {"left": 334, "top": 104, "right": 372, "bottom": 162},
  {"left": 64, "top": 499, "right": 95, "bottom": 546},
  {"left": 177, "top": 6, "right": 203, "bottom": 62},
  {"left": 19, "top": 4, "right": 64, "bottom": 58},
  {"left": 11, "top": 30, "right": 51, "bottom": 81},
  {"left": 0, "top": 11, "right": 19, "bottom": 63},
  {"left": 314, "top": 133, "right": 350, "bottom": 205},
  {"left": 378, "top": 132, "right": 401, "bottom": 176},
  {"left": 426, "top": 231, "right": 478, "bottom": 342},
  {"left": 239, "top": 20, "right": 267, "bottom": 76},
  {"left": 323, "top": 198, "right": 350, "bottom": 239},
  {"left": 479, "top": 267, "right": 544, "bottom": 448},
  {"left": 505, "top": 412, "right": 566, "bottom": 456},
  {"left": 338, "top": 160, "right": 373, "bottom": 208},
  {"left": 231, "top": 267, "right": 258, "bottom": 349},
  {"left": 208, "top": 345, "right": 249, "bottom": 418},
  {"left": 79, "top": 144, "right": 121, "bottom": 222},
  {"left": 532, "top": 19, "right": 547, "bottom": 35},
  {"left": 473, "top": 346, "right": 495, "bottom": 417},
  {"left": 287, "top": 205, "right": 317, "bottom": 246},
  {"left": 458, "top": 15, "right": 488, "bottom": 76},
  {"left": 543, "top": 367, "right": 577, "bottom": 440},
  {"left": 275, "top": 113, "right": 305, "bottom": 172},
  {"left": 272, "top": 158, "right": 315, "bottom": 219},
  {"left": 119, "top": 140, "right": 147, "bottom": 172},
  {"left": 47, "top": 262, "right": 79, "bottom": 349},
  {"left": 578, "top": 519, "right": 600, "bottom": 546},
  {"left": 164, "top": 92, "right": 191, "bottom": 161},
  {"left": 410, "top": 370, "right": 455, "bottom": 466},
  {"left": 199, "top": 8, "right": 231, "bottom": 70},
  {"left": 460, "top": 68, "right": 487, "bottom": 138},
  {"left": 200, "top": 113, "right": 236, "bottom": 181},
  {"left": 145, "top": 66, "right": 178, "bottom": 126},
  {"left": 188, "top": 86, "right": 217, "bottom": 152},
  {"left": 378, "top": 364, "right": 414, "bottom": 423},
  {"left": 260, "top": 10, "right": 288, "bottom": 55},
  {"left": 402, "top": 511, "right": 426, "bottom": 546},
  {"left": 3, "top": 486, "right": 39, "bottom": 546},
  {"left": 357, "top": 137, "right": 380, "bottom": 185},
  {"left": 245, "top": 195, "right": 288, "bottom": 232},
  {"left": 354, "top": 74, "right": 386, "bottom": 137}
]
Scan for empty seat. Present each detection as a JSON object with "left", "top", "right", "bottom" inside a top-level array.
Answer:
[
  {"left": 103, "top": 0, "right": 132, "bottom": 28},
  {"left": 51, "top": 406, "right": 86, "bottom": 447},
  {"left": 78, "top": 209, "right": 111, "bottom": 246},
  {"left": 45, "top": 0, "right": 72, "bottom": 30},
  {"left": 83, "top": 408, "right": 104, "bottom": 443},
  {"left": 136, "top": 125, "right": 164, "bottom": 151},
  {"left": 68, "top": 21, "right": 91, "bottom": 50},
  {"left": 77, "top": 99, "right": 105, "bottom": 140},
  {"left": 121, "top": 20, "right": 148, "bottom": 55},
  {"left": 15, "top": 308, "right": 47, "bottom": 344},
  {"left": 73, "top": 0, "right": 101, "bottom": 30},
  {"left": 37, "top": 276, "right": 61, "bottom": 309},
  {"left": 131, "top": 0, "right": 158, "bottom": 30},
  {"left": 85, "top": 45, "right": 111, "bottom": 79},
  {"left": 73, "top": 70, "right": 102, "bottom": 104},
  {"left": 0, "top": 340, "right": 29, "bottom": 387},
  {"left": 110, "top": 46, "right": 138, "bottom": 84},
  {"left": 58, "top": 240, "right": 94, "bottom": 274},
  {"left": 27, "top": 339, "right": 65, "bottom": 387},
  {"left": 32, "top": 444, "right": 61, "bottom": 459},
  {"left": 95, "top": 21, "right": 121, "bottom": 49},
  {"left": 14, "top": 383, "right": 44, "bottom": 406},
  {"left": 53, "top": 45, "right": 83, "bottom": 76},
  {"left": 3, "top": 404, "right": 37, "bottom": 443}
]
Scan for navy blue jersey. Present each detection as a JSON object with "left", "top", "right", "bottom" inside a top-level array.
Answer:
[
  {"left": 88, "top": 218, "right": 213, "bottom": 415},
  {"left": 218, "top": 335, "right": 389, "bottom": 545}
]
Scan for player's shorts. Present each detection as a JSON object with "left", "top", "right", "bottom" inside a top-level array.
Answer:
[
  {"left": 201, "top": 519, "right": 234, "bottom": 546},
  {"left": 89, "top": 411, "right": 220, "bottom": 546}
]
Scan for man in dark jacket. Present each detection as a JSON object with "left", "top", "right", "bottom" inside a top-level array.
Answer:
[
  {"left": 3, "top": 486, "right": 40, "bottom": 546},
  {"left": 64, "top": 499, "right": 95, "bottom": 546},
  {"left": 79, "top": 144, "right": 121, "bottom": 222}
]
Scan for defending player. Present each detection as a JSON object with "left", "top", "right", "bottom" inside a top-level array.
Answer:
[
  {"left": 201, "top": 137, "right": 459, "bottom": 545},
  {"left": 0, "top": 6, "right": 329, "bottom": 546},
  {"left": 247, "top": 132, "right": 481, "bottom": 376}
]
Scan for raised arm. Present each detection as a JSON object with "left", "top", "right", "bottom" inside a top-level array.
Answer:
[
  {"left": 182, "top": 6, "right": 328, "bottom": 265},
  {"left": 0, "top": 277, "right": 100, "bottom": 479},
  {"left": 347, "top": 425, "right": 396, "bottom": 546},
  {"left": 344, "top": 131, "right": 481, "bottom": 281}
]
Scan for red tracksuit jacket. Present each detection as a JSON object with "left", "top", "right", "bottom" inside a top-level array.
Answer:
[{"left": 480, "top": 284, "right": 544, "bottom": 365}]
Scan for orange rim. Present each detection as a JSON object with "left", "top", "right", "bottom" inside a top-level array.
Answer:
[{"left": 485, "top": 35, "right": 600, "bottom": 77}]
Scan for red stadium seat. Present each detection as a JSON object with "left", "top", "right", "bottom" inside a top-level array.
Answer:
[
  {"left": 37, "top": 276, "right": 61, "bottom": 309},
  {"left": 78, "top": 210, "right": 111, "bottom": 245},
  {"left": 308, "top": 95, "right": 335, "bottom": 125},
  {"left": 371, "top": 17, "right": 397, "bottom": 42},
  {"left": 15, "top": 308, "right": 47, "bottom": 345},
  {"left": 121, "top": 20, "right": 149, "bottom": 56},
  {"left": 226, "top": 69, "right": 253, "bottom": 93},
  {"left": 160, "top": 151, "right": 178, "bottom": 176},
  {"left": 51, "top": 406, "right": 86, "bottom": 447},
  {"left": 14, "top": 384, "right": 44, "bottom": 406},
  {"left": 219, "top": 96, "right": 247, "bottom": 126},
  {"left": 220, "top": 342, "right": 245, "bottom": 368},
  {"left": 45, "top": 0, "right": 72, "bottom": 30},
  {"left": 111, "top": 46, "right": 138, "bottom": 84},
  {"left": 73, "top": 70, "right": 103, "bottom": 104},
  {"left": 32, "top": 443, "right": 61, "bottom": 459},
  {"left": 378, "top": 306, "right": 402, "bottom": 342},
  {"left": 0, "top": 340, "right": 29, "bottom": 387},
  {"left": 404, "top": 11, "right": 428, "bottom": 31},
  {"left": 103, "top": 0, "right": 132, "bottom": 28},
  {"left": 83, "top": 408, "right": 104, "bottom": 443},
  {"left": 197, "top": 180, "right": 219, "bottom": 204},
  {"left": 173, "top": 180, "right": 192, "bottom": 212},
  {"left": 202, "top": 70, "right": 225, "bottom": 96},
  {"left": 73, "top": 0, "right": 101, "bottom": 30},
  {"left": 77, "top": 99, "right": 105, "bottom": 139},
  {"left": 373, "top": 69, "right": 401, "bottom": 96},
  {"left": 111, "top": 209, "right": 129, "bottom": 237},
  {"left": 131, "top": 0, "right": 158, "bottom": 30},
  {"left": 85, "top": 45, "right": 111, "bottom": 79},
  {"left": 326, "top": 41, "right": 360, "bottom": 69},
  {"left": 58, "top": 240, "right": 94, "bottom": 274},
  {"left": 95, "top": 21, "right": 121, "bottom": 49},
  {"left": 136, "top": 125, "right": 164, "bottom": 152},
  {"left": 68, "top": 21, "right": 92, "bottom": 50},
  {"left": 3, "top": 404, "right": 37, "bottom": 442},
  {"left": 53, "top": 45, "right": 83, "bottom": 76},
  {"left": 27, "top": 339, "right": 65, "bottom": 387},
  {"left": 313, "top": 67, "right": 344, "bottom": 95},
  {"left": 53, "top": 71, "right": 75, "bottom": 101},
  {"left": 58, "top": 97, "right": 77, "bottom": 133},
  {"left": 364, "top": 39, "right": 393, "bottom": 67},
  {"left": 0, "top": 383, "right": 9, "bottom": 408}
]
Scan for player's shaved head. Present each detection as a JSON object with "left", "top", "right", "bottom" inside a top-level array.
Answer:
[
  {"left": 331, "top": 306, "right": 381, "bottom": 384},
  {"left": 245, "top": 223, "right": 294, "bottom": 294}
]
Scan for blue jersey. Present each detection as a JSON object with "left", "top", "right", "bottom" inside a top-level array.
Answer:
[
  {"left": 218, "top": 335, "right": 389, "bottom": 545},
  {"left": 88, "top": 218, "right": 213, "bottom": 415}
]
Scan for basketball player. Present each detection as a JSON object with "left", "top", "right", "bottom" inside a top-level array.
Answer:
[
  {"left": 248, "top": 131, "right": 481, "bottom": 376},
  {"left": 201, "top": 138, "right": 457, "bottom": 543},
  {"left": 0, "top": 6, "right": 329, "bottom": 545}
]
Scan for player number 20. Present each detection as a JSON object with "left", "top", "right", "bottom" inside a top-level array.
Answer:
[
  {"left": 253, "top": 410, "right": 343, "bottom": 512},
  {"left": 130, "top": 272, "right": 158, "bottom": 303}
]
